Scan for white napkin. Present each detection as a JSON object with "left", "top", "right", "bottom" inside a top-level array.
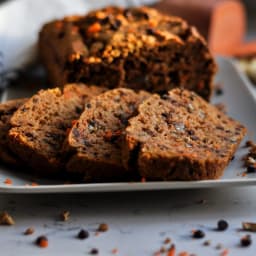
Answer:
[{"left": 0, "top": 0, "right": 157, "bottom": 88}]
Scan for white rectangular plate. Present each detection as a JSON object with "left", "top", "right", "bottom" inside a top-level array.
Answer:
[{"left": 0, "top": 57, "right": 256, "bottom": 193}]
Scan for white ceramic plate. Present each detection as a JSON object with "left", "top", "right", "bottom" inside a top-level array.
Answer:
[{"left": 0, "top": 57, "right": 256, "bottom": 193}]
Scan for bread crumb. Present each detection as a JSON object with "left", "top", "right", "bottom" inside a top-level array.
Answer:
[
  {"left": 60, "top": 210, "right": 70, "bottom": 221},
  {"left": 98, "top": 223, "right": 109, "bottom": 232},
  {"left": 24, "top": 227, "right": 34, "bottom": 235},
  {"left": 0, "top": 212, "right": 15, "bottom": 225},
  {"left": 164, "top": 237, "right": 171, "bottom": 244}
]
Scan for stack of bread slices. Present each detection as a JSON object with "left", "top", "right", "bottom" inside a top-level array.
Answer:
[{"left": 0, "top": 84, "right": 246, "bottom": 182}]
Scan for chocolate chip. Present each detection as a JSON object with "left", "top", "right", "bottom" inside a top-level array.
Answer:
[
  {"left": 247, "top": 165, "right": 256, "bottom": 173},
  {"left": 100, "top": 16, "right": 111, "bottom": 25},
  {"left": 241, "top": 235, "right": 252, "bottom": 247},
  {"left": 191, "top": 135, "right": 199, "bottom": 141},
  {"left": 203, "top": 240, "right": 211, "bottom": 246},
  {"left": 187, "top": 130, "right": 195, "bottom": 135},
  {"left": 161, "top": 94, "right": 170, "bottom": 100},
  {"left": 77, "top": 229, "right": 89, "bottom": 239},
  {"left": 75, "top": 106, "right": 82, "bottom": 114},
  {"left": 90, "top": 248, "right": 99, "bottom": 254},
  {"left": 192, "top": 230, "right": 205, "bottom": 239},
  {"left": 215, "top": 87, "right": 223, "bottom": 96},
  {"left": 118, "top": 113, "right": 128, "bottom": 126},
  {"left": 217, "top": 220, "right": 229, "bottom": 231},
  {"left": 146, "top": 28, "right": 155, "bottom": 35},
  {"left": 110, "top": 19, "right": 121, "bottom": 30}
]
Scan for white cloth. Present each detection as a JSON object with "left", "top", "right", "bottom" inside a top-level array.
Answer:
[{"left": 0, "top": 0, "right": 157, "bottom": 87}]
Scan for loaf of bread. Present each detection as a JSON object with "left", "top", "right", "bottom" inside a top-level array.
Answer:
[
  {"left": 66, "top": 88, "right": 150, "bottom": 181},
  {"left": 0, "top": 98, "right": 26, "bottom": 166},
  {"left": 123, "top": 89, "right": 246, "bottom": 180},
  {"left": 8, "top": 84, "right": 106, "bottom": 175},
  {"left": 39, "top": 6, "right": 216, "bottom": 100}
]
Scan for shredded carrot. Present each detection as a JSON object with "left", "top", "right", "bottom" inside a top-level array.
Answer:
[
  {"left": 71, "top": 120, "right": 78, "bottom": 126},
  {"left": 87, "top": 23, "right": 101, "bottom": 34},
  {"left": 149, "top": 20, "right": 157, "bottom": 27},
  {"left": 39, "top": 239, "right": 48, "bottom": 248},
  {"left": 141, "top": 177, "right": 146, "bottom": 183},
  {"left": 66, "top": 128, "right": 71, "bottom": 136},
  {"left": 220, "top": 249, "right": 229, "bottom": 256},
  {"left": 167, "top": 245, "right": 176, "bottom": 256},
  {"left": 71, "top": 26, "right": 79, "bottom": 34},
  {"left": 4, "top": 178, "right": 12, "bottom": 185},
  {"left": 96, "top": 12, "right": 106, "bottom": 19},
  {"left": 36, "top": 236, "right": 48, "bottom": 248},
  {"left": 178, "top": 252, "right": 189, "bottom": 256},
  {"left": 111, "top": 248, "right": 118, "bottom": 254},
  {"left": 242, "top": 172, "right": 247, "bottom": 177},
  {"left": 55, "top": 21, "right": 63, "bottom": 29}
]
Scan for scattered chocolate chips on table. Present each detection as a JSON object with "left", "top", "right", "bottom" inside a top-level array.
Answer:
[
  {"left": 214, "top": 83, "right": 224, "bottom": 96},
  {"left": 77, "top": 229, "right": 90, "bottom": 239},
  {"left": 192, "top": 230, "right": 205, "bottom": 239},
  {"left": 203, "top": 240, "right": 211, "bottom": 246},
  {"left": 90, "top": 248, "right": 99, "bottom": 255},
  {"left": 240, "top": 234, "right": 252, "bottom": 247},
  {"left": 217, "top": 219, "right": 229, "bottom": 231}
]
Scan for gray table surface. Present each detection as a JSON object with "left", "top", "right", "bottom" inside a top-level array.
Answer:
[
  {"left": 1, "top": 187, "right": 256, "bottom": 256},
  {"left": 1, "top": 1, "right": 256, "bottom": 256}
]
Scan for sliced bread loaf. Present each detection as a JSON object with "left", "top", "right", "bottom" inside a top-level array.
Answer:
[
  {"left": 123, "top": 89, "right": 246, "bottom": 180},
  {"left": 66, "top": 88, "right": 150, "bottom": 181},
  {"left": 0, "top": 98, "right": 27, "bottom": 166},
  {"left": 8, "top": 84, "right": 106, "bottom": 175}
]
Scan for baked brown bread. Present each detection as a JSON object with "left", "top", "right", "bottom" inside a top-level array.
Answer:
[
  {"left": 39, "top": 6, "right": 216, "bottom": 100},
  {"left": 66, "top": 88, "right": 150, "bottom": 181},
  {"left": 0, "top": 98, "right": 26, "bottom": 166},
  {"left": 123, "top": 89, "right": 246, "bottom": 180},
  {"left": 8, "top": 84, "right": 106, "bottom": 175}
]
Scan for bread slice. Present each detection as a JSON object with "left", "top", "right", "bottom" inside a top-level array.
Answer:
[
  {"left": 66, "top": 88, "right": 150, "bottom": 181},
  {"left": 8, "top": 84, "right": 106, "bottom": 175},
  {"left": 123, "top": 89, "right": 246, "bottom": 180},
  {"left": 0, "top": 98, "right": 27, "bottom": 166}
]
